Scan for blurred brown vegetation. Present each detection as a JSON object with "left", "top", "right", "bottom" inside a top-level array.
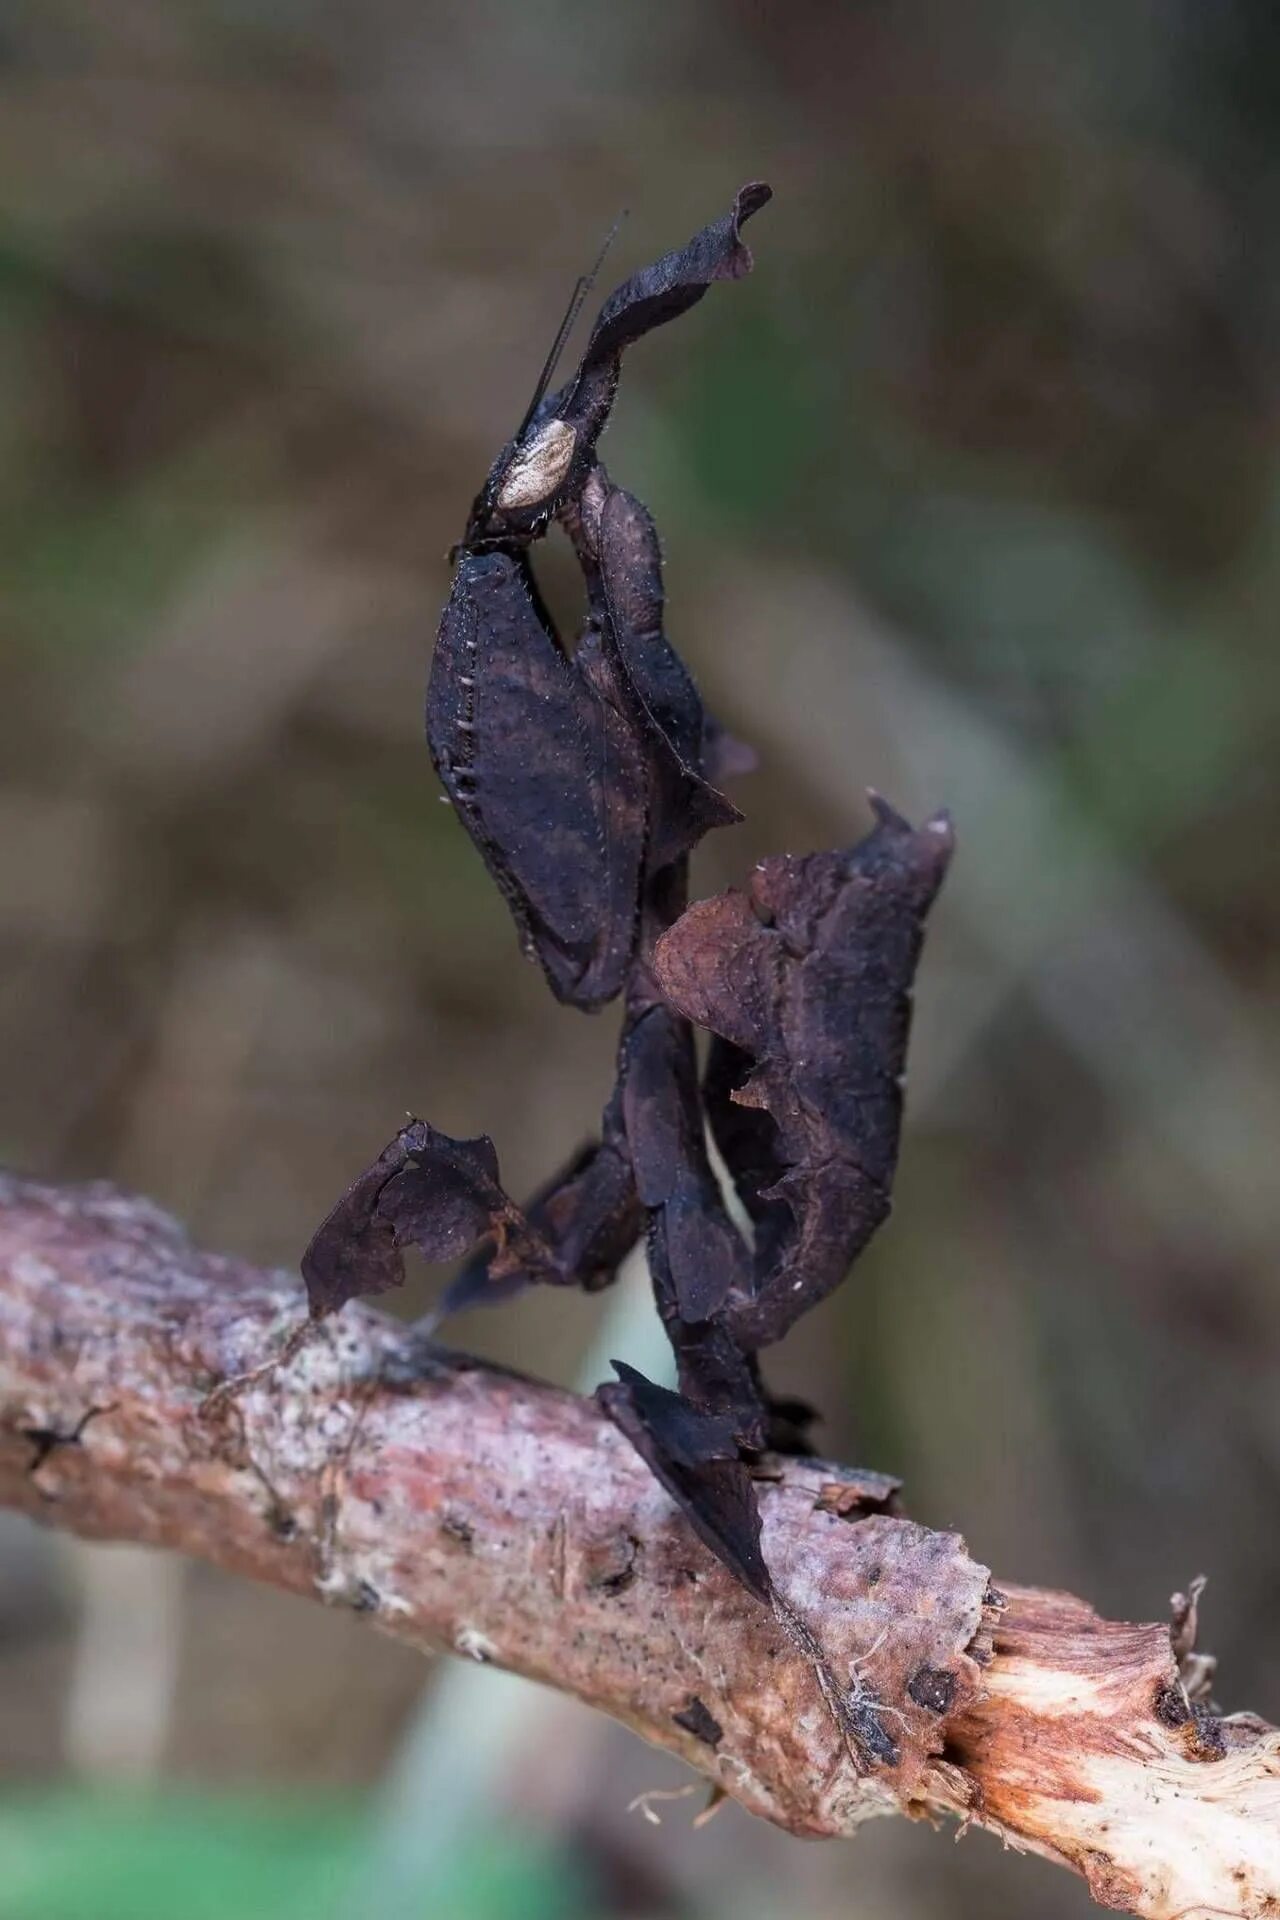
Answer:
[{"left": 1, "top": 3, "right": 1278, "bottom": 1917}]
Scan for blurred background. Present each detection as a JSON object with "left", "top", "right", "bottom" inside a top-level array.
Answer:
[{"left": 1, "top": 0, "right": 1278, "bottom": 1915}]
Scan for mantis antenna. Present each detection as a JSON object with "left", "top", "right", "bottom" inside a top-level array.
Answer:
[{"left": 514, "top": 210, "right": 627, "bottom": 442}]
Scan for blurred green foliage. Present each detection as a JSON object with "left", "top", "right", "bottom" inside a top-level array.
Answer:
[{"left": 0, "top": 1794, "right": 589, "bottom": 1920}]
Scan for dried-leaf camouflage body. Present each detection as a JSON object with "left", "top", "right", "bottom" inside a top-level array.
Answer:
[
  {"left": 654, "top": 795, "right": 954, "bottom": 1348},
  {"left": 301, "top": 186, "right": 953, "bottom": 1762}
]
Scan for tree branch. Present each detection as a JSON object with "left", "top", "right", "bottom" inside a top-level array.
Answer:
[{"left": 1, "top": 1172, "right": 1276, "bottom": 1915}]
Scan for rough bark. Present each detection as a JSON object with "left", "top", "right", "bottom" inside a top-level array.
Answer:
[{"left": 1, "top": 1173, "right": 1276, "bottom": 1917}]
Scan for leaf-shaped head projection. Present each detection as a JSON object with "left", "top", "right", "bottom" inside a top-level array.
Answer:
[
  {"left": 429, "top": 377, "right": 756, "bottom": 1008},
  {"left": 654, "top": 795, "right": 954, "bottom": 1347},
  {"left": 462, "top": 183, "right": 771, "bottom": 551},
  {"left": 427, "top": 190, "right": 771, "bottom": 1010}
]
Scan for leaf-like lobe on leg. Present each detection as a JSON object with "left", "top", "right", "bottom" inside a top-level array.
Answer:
[
  {"left": 439, "top": 1120, "right": 643, "bottom": 1320},
  {"left": 597, "top": 484, "right": 741, "bottom": 872},
  {"left": 301, "top": 1119, "right": 553, "bottom": 1319}
]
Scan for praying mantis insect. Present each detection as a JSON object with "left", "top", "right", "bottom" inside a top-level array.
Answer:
[{"left": 302, "top": 189, "right": 952, "bottom": 1762}]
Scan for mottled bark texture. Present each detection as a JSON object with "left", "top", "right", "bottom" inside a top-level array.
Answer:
[{"left": 2, "top": 1174, "right": 1277, "bottom": 1918}]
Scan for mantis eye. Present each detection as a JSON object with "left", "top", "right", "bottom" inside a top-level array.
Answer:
[{"left": 495, "top": 417, "right": 577, "bottom": 512}]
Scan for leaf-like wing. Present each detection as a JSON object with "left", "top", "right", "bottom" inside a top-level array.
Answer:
[
  {"left": 428, "top": 549, "right": 646, "bottom": 1009},
  {"left": 654, "top": 798, "right": 954, "bottom": 1345}
]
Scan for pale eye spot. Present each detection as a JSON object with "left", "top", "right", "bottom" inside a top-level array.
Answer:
[{"left": 495, "top": 418, "right": 577, "bottom": 511}]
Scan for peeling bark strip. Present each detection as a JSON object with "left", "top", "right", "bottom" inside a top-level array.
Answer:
[{"left": 3, "top": 1177, "right": 1278, "bottom": 1917}]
